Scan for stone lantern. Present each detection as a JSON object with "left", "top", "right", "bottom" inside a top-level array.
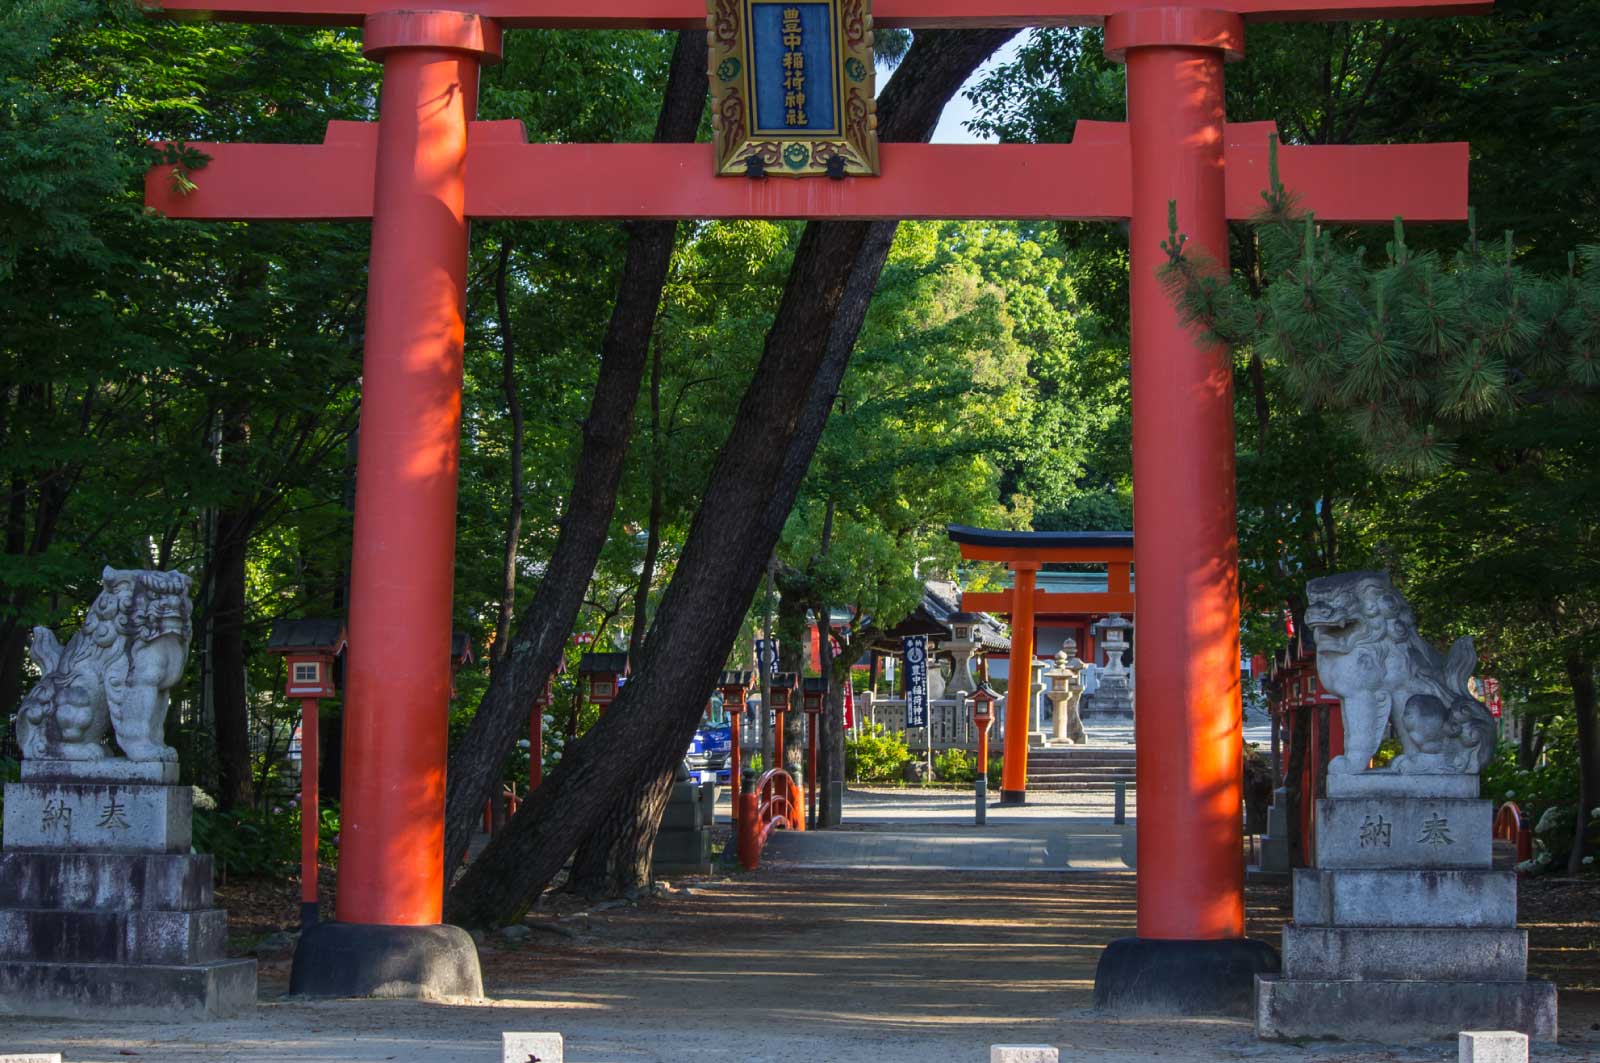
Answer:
[
  {"left": 1045, "top": 642, "right": 1087, "bottom": 745},
  {"left": 1082, "top": 615, "right": 1134, "bottom": 721},
  {"left": 944, "top": 611, "right": 981, "bottom": 696}
]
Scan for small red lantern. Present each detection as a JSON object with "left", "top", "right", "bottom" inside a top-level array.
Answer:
[
  {"left": 769, "top": 672, "right": 797, "bottom": 713},
  {"left": 718, "top": 670, "right": 753, "bottom": 713},
  {"left": 268, "top": 619, "right": 345, "bottom": 700},
  {"left": 801, "top": 676, "right": 828, "bottom": 715},
  {"left": 579, "top": 652, "right": 629, "bottom": 709},
  {"left": 969, "top": 681, "right": 998, "bottom": 729}
]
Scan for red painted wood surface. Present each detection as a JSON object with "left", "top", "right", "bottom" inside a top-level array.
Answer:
[
  {"left": 961, "top": 590, "right": 1137, "bottom": 615},
  {"left": 141, "top": 0, "right": 1490, "bottom": 29},
  {"left": 146, "top": 121, "right": 1469, "bottom": 224}
]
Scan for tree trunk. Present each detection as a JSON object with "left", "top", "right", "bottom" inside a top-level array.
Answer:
[
  {"left": 565, "top": 755, "right": 677, "bottom": 898},
  {"left": 440, "top": 28, "right": 708, "bottom": 872},
  {"left": 1565, "top": 651, "right": 1598, "bottom": 874},
  {"left": 492, "top": 235, "right": 525, "bottom": 667},
  {"left": 627, "top": 336, "right": 665, "bottom": 662},
  {"left": 444, "top": 29, "right": 1017, "bottom": 927},
  {"left": 209, "top": 404, "right": 255, "bottom": 811}
]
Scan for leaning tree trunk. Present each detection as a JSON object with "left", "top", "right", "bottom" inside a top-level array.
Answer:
[
  {"left": 440, "top": 29, "right": 708, "bottom": 872},
  {"left": 1565, "top": 651, "right": 1598, "bottom": 874},
  {"left": 445, "top": 29, "right": 1018, "bottom": 927}
]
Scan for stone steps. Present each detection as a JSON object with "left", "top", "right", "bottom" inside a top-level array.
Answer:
[
  {"left": 0, "top": 908, "right": 228, "bottom": 965},
  {"left": 0, "top": 851, "right": 214, "bottom": 911},
  {"left": 0, "top": 957, "right": 256, "bottom": 1021}
]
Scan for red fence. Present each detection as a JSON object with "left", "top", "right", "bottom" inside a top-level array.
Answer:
[
  {"left": 737, "top": 769, "right": 804, "bottom": 870},
  {"left": 1494, "top": 801, "right": 1533, "bottom": 868}
]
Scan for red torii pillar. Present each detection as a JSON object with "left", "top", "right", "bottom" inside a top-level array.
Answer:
[{"left": 142, "top": 0, "right": 1478, "bottom": 1011}]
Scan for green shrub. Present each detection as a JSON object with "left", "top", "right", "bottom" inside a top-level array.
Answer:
[
  {"left": 933, "top": 747, "right": 977, "bottom": 784},
  {"left": 987, "top": 755, "right": 1003, "bottom": 789},
  {"left": 193, "top": 801, "right": 340, "bottom": 879},
  {"left": 846, "top": 723, "right": 912, "bottom": 782},
  {"left": 1481, "top": 719, "right": 1590, "bottom": 870}
]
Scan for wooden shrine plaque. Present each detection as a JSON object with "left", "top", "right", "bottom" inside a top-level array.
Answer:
[{"left": 707, "top": 0, "right": 880, "bottom": 177}]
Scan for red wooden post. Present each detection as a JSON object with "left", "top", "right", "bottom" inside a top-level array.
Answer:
[
  {"left": 1000, "top": 563, "right": 1038, "bottom": 802},
  {"left": 299, "top": 697, "right": 319, "bottom": 928},
  {"left": 729, "top": 709, "right": 742, "bottom": 822},
  {"left": 718, "top": 671, "right": 753, "bottom": 825}
]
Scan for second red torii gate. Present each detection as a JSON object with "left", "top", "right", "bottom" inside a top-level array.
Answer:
[
  {"left": 948, "top": 525, "right": 1134, "bottom": 804},
  {"left": 141, "top": 0, "right": 1481, "bottom": 1014}
]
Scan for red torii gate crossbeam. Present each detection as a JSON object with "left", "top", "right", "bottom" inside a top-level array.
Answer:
[{"left": 141, "top": 0, "right": 1483, "bottom": 1011}]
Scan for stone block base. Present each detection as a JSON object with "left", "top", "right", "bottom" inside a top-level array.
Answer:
[
  {"left": 1314, "top": 797, "right": 1491, "bottom": 869},
  {"left": 289, "top": 921, "right": 481, "bottom": 1000},
  {"left": 0, "top": 957, "right": 256, "bottom": 1020},
  {"left": 1255, "top": 974, "right": 1557, "bottom": 1042},
  {"left": 1293, "top": 868, "right": 1516, "bottom": 928},
  {"left": 0, "top": 851, "right": 213, "bottom": 911},
  {"left": 1094, "top": 936, "right": 1280, "bottom": 1016},
  {"left": 3, "top": 783, "right": 190, "bottom": 853},
  {"left": 651, "top": 829, "right": 709, "bottom": 867},
  {"left": 0, "top": 907, "right": 228, "bottom": 965},
  {"left": 1281, "top": 925, "right": 1527, "bottom": 982}
]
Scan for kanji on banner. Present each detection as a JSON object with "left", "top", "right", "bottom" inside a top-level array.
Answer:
[{"left": 903, "top": 635, "right": 928, "bottom": 729}]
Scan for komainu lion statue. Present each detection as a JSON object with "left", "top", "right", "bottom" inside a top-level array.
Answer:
[
  {"left": 15, "top": 567, "right": 193, "bottom": 762},
  {"left": 1305, "top": 571, "right": 1497, "bottom": 775}
]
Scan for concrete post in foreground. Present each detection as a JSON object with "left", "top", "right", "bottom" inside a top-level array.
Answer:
[
  {"left": 1459, "top": 1031, "right": 1528, "bottom": 1063},
  {"left": 991, "top": 1046, "right": 1058, "bottom": 1063},
  {"left": 504, "top": 1032, "right": 563, "bottom": 1063}
]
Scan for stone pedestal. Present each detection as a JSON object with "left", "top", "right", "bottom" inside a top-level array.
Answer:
[
  {"left": 0, "top": 774, "right": 256, "bottom": 1020},
  {"left": 1256, "top": 788, "right": 1292, "bottom": 873},
  {"left": 652, "top": 765, "right": 713, "bottom": 876},
  {"left": 1255, "top": 774, "right": 1555, "bottom": 1042}
]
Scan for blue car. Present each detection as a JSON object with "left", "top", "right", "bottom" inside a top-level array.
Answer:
[{"left": 686, "top": 723, "right": 733, "bottom": 785}]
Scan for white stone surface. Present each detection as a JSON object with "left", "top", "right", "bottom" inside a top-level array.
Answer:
[
  {"left": 991, "top": 1046, "right": 1058, "bottom": 1063},
  {"left": 503, "top": 1031, "right": 563, "bottom": 1063},
  {"left": 2, "top": 782, "right": 191, "bottom": 853},
  {"left": 1459, "top": 1030, "right": 1528, "bottom": 1063},
  {"left": 1327, "top": 772, "right": 1478, "bottom": 799},
  {"left": 1292, "top": 868, "right": 1517, "bottom": 928},
  {"left": 21, "top": 758, "right": 178, "bottom": 784},
  {"left": 1314, "top": 797, "right": 1491, "bottom": 869}
]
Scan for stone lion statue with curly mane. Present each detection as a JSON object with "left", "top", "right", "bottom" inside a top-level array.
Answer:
[
  {"left": 1305, "top": 570, "right": 1497, "bottom": 776},
  {"left": 15, "top": 567, "right": 193, "bottom": 762}
]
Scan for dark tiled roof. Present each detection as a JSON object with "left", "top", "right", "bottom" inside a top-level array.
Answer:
[
  {"left": 578, "top": 651, "right": 629, "bottom": 674},
  {"left": 266, "top": 618, "right": 345, "bottom": 653},
  {"left": 946, "top": 524, "right": 1133, "bottom": 549}
]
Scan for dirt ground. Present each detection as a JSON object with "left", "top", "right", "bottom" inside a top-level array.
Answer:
[{"left": 4, "top": 865, "right": 1598, "bottom": 1063}]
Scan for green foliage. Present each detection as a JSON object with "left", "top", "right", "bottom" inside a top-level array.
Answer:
[
  {"left": 192, "top": 801, "right": 340, "bottom": 880},
  {"left": 845, "top": 723, "right": 912, "bottom": 783},
  {"left": 933, "top": 746, "right": 977, "bottom": 784},
  {"left": 1481, "top": 722, "right": 1594, "bottom": 871},
  {"left": 1165, "top": 182, "right": 1600, "bottom": 474}
]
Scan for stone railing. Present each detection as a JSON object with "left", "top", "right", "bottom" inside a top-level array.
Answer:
[{"left": 856, "top": 692, "right": 1006, "bottom": 751}]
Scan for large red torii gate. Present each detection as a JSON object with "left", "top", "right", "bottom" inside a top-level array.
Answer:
[{"left": 142, "top": 0, "right": 1481, "bottom": 1012}]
